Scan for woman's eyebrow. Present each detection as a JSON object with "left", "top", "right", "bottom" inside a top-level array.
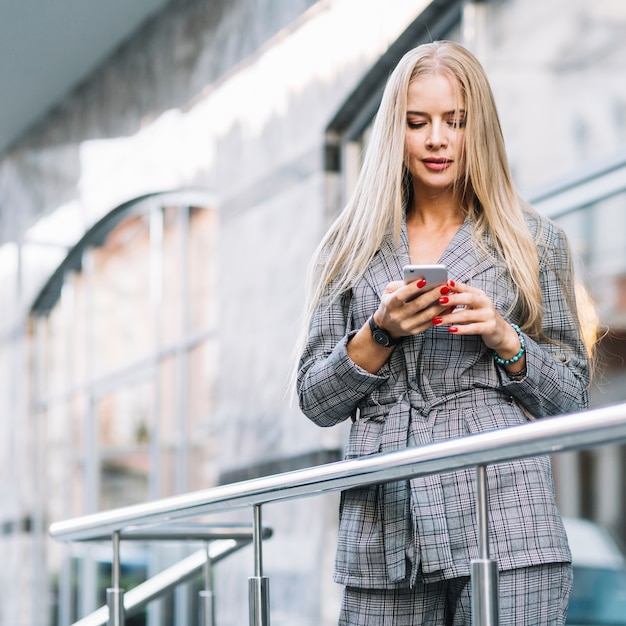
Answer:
[{"left": 406, "top": 109, "right": 466, "bottom": 116}]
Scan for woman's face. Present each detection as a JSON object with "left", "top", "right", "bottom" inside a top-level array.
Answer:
[{"left": 404, "top": 72, "right": 466, "bottom": 197}]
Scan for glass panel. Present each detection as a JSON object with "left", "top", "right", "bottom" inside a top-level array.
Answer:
[
  {"left": 46, "top": 401, "right": 72, "bottom": 523},
  {"left": 188, "top": 340, "right": 219, "bottom": 491},
  {"left": 89, "top": 215, "right": 154, "bottom": 379},
  {"left": 96, "top": 381, "right": 152, "bottom": 511},
  {"left": 67, "top": 271, "right": 89, "bottom": 389},
  {"left": 158, "top": 355, "right": 179, "bottom": 497},
  {"left": 44, "top": 304, "right": 69, "bottom": 398},
  {"left": 161, "top": 205, "right": 185, "bottom": 346},
  {"left": 188, "top": 206, "right": 219, "bottom": 333},
  {"left": 69, "top": 393, "right": 88, "bottom": 518}
]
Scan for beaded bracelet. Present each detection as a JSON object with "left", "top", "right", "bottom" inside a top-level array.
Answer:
[{"left": 493, "top": 323, "right": 526, "bottom": 366}]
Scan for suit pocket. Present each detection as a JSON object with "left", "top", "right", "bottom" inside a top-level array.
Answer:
[{"left": 464, "top": 400, "right": 528, "bottom": 435}]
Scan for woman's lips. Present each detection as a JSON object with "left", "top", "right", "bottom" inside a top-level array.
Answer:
[{"left": 423, "top": 158, "right": 452, "bottom": 171}]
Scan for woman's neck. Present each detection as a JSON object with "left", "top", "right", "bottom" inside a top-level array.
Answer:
[
  {"left": 407, "top": 196, "right": 465, "bottom": 229},
  {"left": 406, "top": 194, "right": 466, "bottom": 264}
]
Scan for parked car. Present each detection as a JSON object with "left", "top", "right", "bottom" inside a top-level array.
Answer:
[{"left": 564, "top": 517, "right": 626, "bottom": 625}]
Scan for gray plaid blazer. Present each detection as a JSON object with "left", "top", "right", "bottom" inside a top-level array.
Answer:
[{"left": 297, "top": 213, "right": 589, "bottom": 589}]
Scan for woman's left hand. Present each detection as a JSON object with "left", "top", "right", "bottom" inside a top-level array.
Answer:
[{"left": 435, "top": 281, "right": 523, "bottom": 360}]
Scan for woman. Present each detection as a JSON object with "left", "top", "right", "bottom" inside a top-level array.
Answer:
[{"left": 296, "top": 41, "right": 591, "bottom": 625}]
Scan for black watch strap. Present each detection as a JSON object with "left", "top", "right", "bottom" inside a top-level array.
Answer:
[{"left": 368, "top": 315, "right": 399, "bottom": 347}]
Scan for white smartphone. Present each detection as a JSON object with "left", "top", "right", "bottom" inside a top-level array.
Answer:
[{"left": 403, "top": 264, "right": 448, "bottom": 288}]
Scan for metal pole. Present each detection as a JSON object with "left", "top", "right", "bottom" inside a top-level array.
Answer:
[
  {"left": 248, "top": 505, "right": 270, "bottom": 625},
  {"left": 471, "top": 465, "right": 499, "bottom": 626},
  {"left": 199, "top": 541, "right": 215, "bottom": 626},
  {"left": 107, "top": 531, "right": 125, "bottom": 626},
  {"left": 148, "top": 203, "right": 164, "bottom": 626}
]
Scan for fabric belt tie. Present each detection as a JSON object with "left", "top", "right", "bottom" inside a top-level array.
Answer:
[{"left": 380, "top": 390, "right": 455, "bottom": 583}]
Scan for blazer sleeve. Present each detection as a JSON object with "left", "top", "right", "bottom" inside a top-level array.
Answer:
[
  {"left": 297, "top": 288, "right": 389, "bottom": 427},
  {"left": 499, "top": 220, "right": 590, "bottom": 417}
]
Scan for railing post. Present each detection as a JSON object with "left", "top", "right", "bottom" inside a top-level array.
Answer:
[
  {"left": 106, "top": 531, "right": 125, "bottom": 626},
  {"left": 471, "top": 465, "right": 499, "bottom": 626},
  {"left": 248, "top": 505, "right": 270, "bottom": 626},
  {"left": 199, "top": 540, "right": 215, "bottom": 626}
]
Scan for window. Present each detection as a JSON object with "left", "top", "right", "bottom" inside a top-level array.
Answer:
[{"left": 26, "top": 192, "right": 219, "bottom": 623}]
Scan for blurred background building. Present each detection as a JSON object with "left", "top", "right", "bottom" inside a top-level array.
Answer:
[{"left": 1, "top": 0, "right": 625, "bottom": 624}]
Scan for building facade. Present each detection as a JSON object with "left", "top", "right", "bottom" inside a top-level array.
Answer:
[{"left": 1, "top": 0, "right": 626, "bottom": 624}]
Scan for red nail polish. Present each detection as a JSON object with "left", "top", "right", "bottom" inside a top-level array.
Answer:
[
  {"left": 440, "top": 286, "right": 450, "bottom": 295},
  {"left": 438, "top": 296, "right": 449, "bottom": 304},
  {"left": 432, "top": 317, "right": 443, "bottom": 325},
  {"left": 417, "top": 279, "right": 426, "bottom": 288},
  {"left": 449, "top": 326, "right": 458, "bottom": 333},
  {"left": 449, "top": 280, "right": 455, "bottom": 288}
]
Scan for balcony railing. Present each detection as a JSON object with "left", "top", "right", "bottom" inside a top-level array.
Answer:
[
  {"left": 50, "top": 402, "right": 626, "bottom": 626},
  {"left": 70, "top": 524, "right": 272, "bottom": 626}
]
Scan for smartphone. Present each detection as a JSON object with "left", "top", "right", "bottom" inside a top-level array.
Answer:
[
  {"left": 403, "top": 264, "right": 448, "bottom": 289},
  {"left": 403, "top": 264, "right": 448, "bottom": 303}
]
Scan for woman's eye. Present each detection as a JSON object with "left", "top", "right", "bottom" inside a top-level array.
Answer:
[
  {"left": 407, "top": 121, "right": 426, "bottom": 129},
  {"left": 448, "top": 119, "right": 466, "bottom": 128}
]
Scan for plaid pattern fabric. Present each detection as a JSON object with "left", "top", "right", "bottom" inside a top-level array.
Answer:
[
  {"left": 338, "top": 562, "right": 572, "bottom": 625},
  {"left": 297, "top": 214, "right": 589, "bottom": 588}
]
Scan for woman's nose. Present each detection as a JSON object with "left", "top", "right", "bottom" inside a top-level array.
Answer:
[{"left": 427, "top": 123, "right": 448, "bottom": 149}]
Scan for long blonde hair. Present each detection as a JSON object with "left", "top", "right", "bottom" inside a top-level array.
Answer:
[{"left": 299, "top": 41, "right": 557, "bottom": 352}]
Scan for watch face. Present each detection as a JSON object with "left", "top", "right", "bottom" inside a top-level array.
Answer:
[
  {"left": 369, "top": 315, "right": 395, "bottom": 347},
  {"left": 372, "top": 329, "right": 391, "bottom": 347}
]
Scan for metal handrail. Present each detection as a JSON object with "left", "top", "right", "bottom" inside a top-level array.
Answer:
[
  {"left": 72, "top": 522, "right": 273, "bottom": 543},
  {"left": 69, "top": 524, "right": 273, "bottom": 626},
  {"left": 527, "top": 147, "right": 626, "bottom": 219},
  {"left": 50, "top": 402, "right": 626, "bottom": 626},
  {"left": 51, "top": 402, "right": 626, "bottom": 542}
]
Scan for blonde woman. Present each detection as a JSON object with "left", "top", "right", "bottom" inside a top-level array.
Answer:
[{"left": 297, "top": 41, "right": 591, "bottom": 625}]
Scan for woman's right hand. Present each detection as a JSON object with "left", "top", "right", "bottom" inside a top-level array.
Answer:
[
  {"left": 373, "top": 279, "right": 455, "bottom": 339},
  {"left": 346, "top": 279, "right": 454, "bottom": 373}
]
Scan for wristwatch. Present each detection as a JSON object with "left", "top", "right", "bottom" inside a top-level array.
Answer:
[{"left": 368, "top": 315, "right": 399, "bottom": 347}]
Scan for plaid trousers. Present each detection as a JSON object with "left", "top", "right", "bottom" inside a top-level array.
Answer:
[{"left": 338, "top": 562, "right": 572, "bottom": 626}]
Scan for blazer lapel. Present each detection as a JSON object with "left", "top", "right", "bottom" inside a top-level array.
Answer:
[
  {"left": 439, "top": 218, "right": 494, "bottom": 284},
  {"left": 360, "top": 217, "right": 494, "bottom": 297},
  {"left": 361, "top": 226, "right": 409, "bottom": 294}
]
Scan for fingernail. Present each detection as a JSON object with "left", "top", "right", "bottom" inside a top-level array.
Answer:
[
  {"left": 417, "top": 279, "right": 426, "bottom": 288},
  {"left": 448, "top": 326, "right": 458, "bottom": 333},
  {"left": 432, "top": 317, "right": 443, "bottom": 325},
  {"left": 449, "top": 280, "right": 455, "bottom": 288},
  {"left": 440, "top": 286, "right": 450, "bottom": 295},
  {"left": 438, "top": 296, "right": 449, "bottom": 304}
]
